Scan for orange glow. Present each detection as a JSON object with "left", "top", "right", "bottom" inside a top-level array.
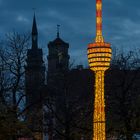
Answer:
[
  {"left": 95, "top": 0, "right": 104, "bottom": 43},
  {"left": 87, "top": 43, "right": 112, "bottom": 71},
  {"left": 88, "top": 42, "right": 110, "bottom": 48},
  {"left": 87, "top": 0, "right": 112, "bottom": 139},
  {"left": 93, "top": 71, "right": 105, "bottom": 140}
]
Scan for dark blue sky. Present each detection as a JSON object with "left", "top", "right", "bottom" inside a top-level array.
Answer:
[{"left": 0, "top": 0, "right": 140, "bottom": 65}]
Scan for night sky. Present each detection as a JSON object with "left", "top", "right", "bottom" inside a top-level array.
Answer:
[{"left": 0, "top": 0, "right": 140, "bottom": 65}]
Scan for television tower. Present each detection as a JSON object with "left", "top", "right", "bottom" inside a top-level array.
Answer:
[{"left": 87, "top": 0, "right": 112, "bottom": 140}]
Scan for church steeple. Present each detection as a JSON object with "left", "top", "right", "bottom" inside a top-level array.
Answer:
[
  {"left": 25, "top": 12, "right": 45, "bottom": 139},
  {"left": 32, "top": 14, "right": 38, "bottom": 49},
  {"left": 57, "top": 25, "right": 60, "bottom": 38}
]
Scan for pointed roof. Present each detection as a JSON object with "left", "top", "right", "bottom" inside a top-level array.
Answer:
[
  {"left": 48, "top": 37, "right": 69, "bottom": 49},
  {"left": 48, "top": 25, "right": 69, "bottom": 47},
  {"left": 32, "top": 14, "right": 38, "bottom": 35},
  {"left": 53, "top": 37, "right": 67, "bottom": 44},
  {"left": 51, "top": 25, "right": 68, "bottom": 45}
]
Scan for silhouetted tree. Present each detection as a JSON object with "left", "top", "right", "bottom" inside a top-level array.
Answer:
[
  {"left": 106, "top": 49, "right": 140, "bottom": 140},
  {"left": 44, "top": 66, "right": 93, "bottom": 140},
  {"left": 0, "top": 32, "right": 31, "bottom": 139}
]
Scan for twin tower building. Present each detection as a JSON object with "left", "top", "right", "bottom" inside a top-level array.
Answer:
[{"left": 25, "top": 14, "right": 70, "bottom": 139}]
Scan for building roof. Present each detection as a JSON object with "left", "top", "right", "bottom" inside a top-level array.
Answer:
[
  {"left": 48, "top": 36, "right": 69, "bottom": 47},
  {"left": 49, "top": 25, "right": 69, "bottom": 46},
  {"left": 52, "top": 37, "right": 68, "bottom": 45}
]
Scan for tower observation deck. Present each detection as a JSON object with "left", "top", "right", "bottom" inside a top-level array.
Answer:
[{"left": 87, "top": 0, "right": 112, "bottom": 140}]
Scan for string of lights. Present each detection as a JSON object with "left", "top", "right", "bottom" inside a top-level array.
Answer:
[{"left": 87, "top": 0, "right": 112, "bottom": 139}]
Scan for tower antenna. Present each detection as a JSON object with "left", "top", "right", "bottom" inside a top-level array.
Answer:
[{"left": 95, "top": 0, "right": 104, "bottom": 42}]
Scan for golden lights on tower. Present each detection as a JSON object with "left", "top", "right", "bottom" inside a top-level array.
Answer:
[{"left": 87, "top": 0, "right": 112, "bottom": 140}]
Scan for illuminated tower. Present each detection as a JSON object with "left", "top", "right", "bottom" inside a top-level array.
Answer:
[{"left": 87, "top": 0, "right": 112, "bottom": 140}]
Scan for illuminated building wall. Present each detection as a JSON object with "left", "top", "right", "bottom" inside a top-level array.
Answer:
[{"left": 87, "top": 0, "right": 112, "bottom": 139}]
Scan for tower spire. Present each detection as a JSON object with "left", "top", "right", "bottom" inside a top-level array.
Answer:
[
  {"left": 32, "top": 13, "right": 38, "bottom": 36},
  {"left": 95, "top": 0, "right": 104, "bottom": 43},
  {"left": 57, "top": 24, "right": 60, "bottom": 38},
  {"left": 32, "top": 13, "right": 38, "bottom": 49}
]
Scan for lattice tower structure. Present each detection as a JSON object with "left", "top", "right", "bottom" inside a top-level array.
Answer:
[{"left": 87, "top": 0, "right": 112, "bottom": 139}]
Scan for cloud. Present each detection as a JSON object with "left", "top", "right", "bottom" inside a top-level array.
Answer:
[
  {"left": 16, "top": 15, "right": 29, "bottom": 23},
  {"left": 0, "top": 0, "right": 140, "bottom": 64}
]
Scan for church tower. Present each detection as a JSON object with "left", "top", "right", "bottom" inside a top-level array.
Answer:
[
  {"left": 46, "top": 25, "right": 70, "bottom": 140},
  {"left": 25, "top": 14, "right": 45, "bottom": 139},
  {"left": 47, "top": 25, "right": 70, "bottom": 86}
]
